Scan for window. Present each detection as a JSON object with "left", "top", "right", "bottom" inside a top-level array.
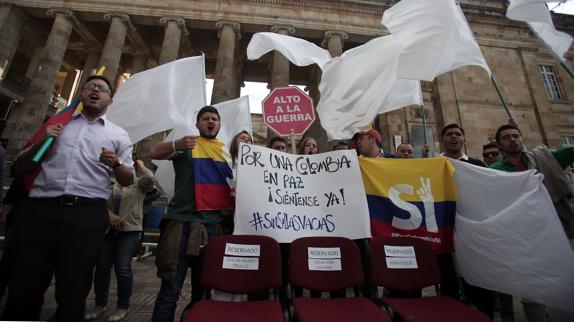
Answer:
[
  {"left": 410, "top": 125, "right": 435, "bottom": 157},
  {"left": 561, "top": 136, "right": 574, "bottom": 146},
  {"left": 538, "top": 65, "right": 563, "bottom": 100}
]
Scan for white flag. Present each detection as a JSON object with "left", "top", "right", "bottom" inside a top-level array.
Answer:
[
  {"left": 507, "top": 0, "right": 573, "bottom": 61},
  {"left": 317, "top": 36, "right": 422, "bottom": 140},
  {"left": 381, "top": 0, "right": 491, "bottom": 81},
  {"left": 154, "top": 96, "right": 253, "bottom": 198},
  {"left": 247, "top": 32, "right": 332, "bottom": 70},
  {"left": 452, "top": 160, "right": 574, "bottom": 314},
  {"left": 107, "top": 56, "right": 207, "bottom": 143}
]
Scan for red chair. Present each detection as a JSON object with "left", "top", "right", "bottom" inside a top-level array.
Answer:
[
  {"left": 289, "top": 237, "right": 391, "bottom": 322},
  {"left": 182, "top": 235, "right": 285, "bottom": 322},
  {"left": 370, "top": 237, "right": 491, "bottom": 322}
]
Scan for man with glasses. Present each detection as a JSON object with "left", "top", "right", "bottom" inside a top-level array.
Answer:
[
  {"left": 4, "top": 76, "right": 134, "bottom": 322},
  {"left": 482, "top": 142, "right": 502, "bottom": 166}
]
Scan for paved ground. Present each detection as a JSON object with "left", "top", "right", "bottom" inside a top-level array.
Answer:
[{"left": 28, "top": 256, "right": 527, "bottom": 322}]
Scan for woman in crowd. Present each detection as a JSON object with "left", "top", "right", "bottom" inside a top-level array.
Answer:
[
  {"left": 85, "top": 160, "right": 155, "bottom": 322},
  {"left": 298, "top": 137, "right": 319, "bottom": 155},
  {"left": 229, "top": 130, "right": 252, "bottom": 168}
]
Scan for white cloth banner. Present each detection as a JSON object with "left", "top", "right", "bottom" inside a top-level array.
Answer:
[
  {"left": 507, "top": 0, "right": 573, "bottom": 61},
  {"left": 316, "top": 36, "right": 422, "bottom": 139},
  {"left": 381, "top": 0, "right": 491, "bottom": 81},
  {"left": 234, "top": 145, "right": 371, "bottom": 242},
  {"left": 107, "top": 56, "right": 207, "bottom": 143},
  {"left": 247, "top": 32, "right": 332, "bottom": 70},
  {"left": 452, "top": 160, "right": 574, "bottom": 313},
  {"left": 154, "top": 96, "right": 252, "bottom": 198}
]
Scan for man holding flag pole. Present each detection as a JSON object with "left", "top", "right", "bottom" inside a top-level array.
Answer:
[{"left": 3, "top": 75, "right": 135, "bottom": 322}]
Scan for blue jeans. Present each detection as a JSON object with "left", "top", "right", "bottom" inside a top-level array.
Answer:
[
  {"left": 151, "top": 223, "right": 220, "bottom": 322},
  {"left": 93, "top": 231, "right": 141, "bottom": 309}
]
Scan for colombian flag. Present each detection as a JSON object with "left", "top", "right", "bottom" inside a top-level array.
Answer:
[
  {"left": 359, "top": 157, "right": 457, "bottom": 253},
  {"left": 192, "top": 137, "right": 234, "bottom": 211},
  {"left": 22, "top": 98, "right": 82, "bottom": 191}
]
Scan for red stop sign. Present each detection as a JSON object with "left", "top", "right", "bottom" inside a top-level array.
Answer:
[{"left": 262, "top": 86, "right": 315, "bottom": 136}]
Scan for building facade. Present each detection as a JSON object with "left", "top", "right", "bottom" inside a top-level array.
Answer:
[{"left": 0, "top": 0, "right": 572, "bottom": 160}]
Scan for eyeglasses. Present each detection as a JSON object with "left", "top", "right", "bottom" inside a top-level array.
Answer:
[
  {"left": 483, "top": 151, "right": 500, "bottom": 158},
  {"left": 83, "top": 82, "right": 111, "bottom": 93}
]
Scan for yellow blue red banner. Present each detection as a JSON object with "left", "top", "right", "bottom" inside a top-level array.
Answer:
[
  {"left": 192, "top": 137, "right": 234, "bottom": 211},
  {"left": 359, "top": 157, "right": 457, "bottom": 253}
]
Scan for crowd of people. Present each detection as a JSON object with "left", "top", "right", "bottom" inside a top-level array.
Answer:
[{"left": 0, "top": 75, "right": 572, "bottom": 322}]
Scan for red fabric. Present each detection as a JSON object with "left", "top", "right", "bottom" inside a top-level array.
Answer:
[
  {"left": 201, "top": 235, "right": 281, "bottom": 294},
  {"left": 194, "top": 184, "right": 234, "bottom": 210},
  {"left": 369, "top": 237, "right": 442, "bottom": 291},
  {"left": 293, "top": 297, "right": 391, "bottom": 322},
  {"left": 289, "top": 237, "right": 363, "bottom": 292},
  {"left": 384, "top": 297, "right": 491, "bottom": 322},
  {"left": 183, "top": 300, "right": 284, "bottom": 322},
  {"left": 22, "top": 99, "right": 80, "bottom": 191}
]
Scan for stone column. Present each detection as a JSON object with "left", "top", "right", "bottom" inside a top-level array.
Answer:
[
  {"left": 211, "top": 21, "right": 240, "bottom": 104},
  {"left": 99, "top": 12, "right": 129, "bottom": 84},
  {"left": 0, "top": 5, "right": 27, "bottom": 79},
  {"left": 432, "top": 72, "right": 462, "bottom": 137},
  {"left": 60, "top": 67, "right": 78, "bottom": 102},
  {"left": 518, "top": 47, "right": 561, "bottom": 147},
  {"left": 269, "top": 25, "right": 294, "bottom": 89},
  {"left": 136, "top": 17, "right": 187, "bottom": 166},
  {"left": 73, "top": 49, "right": 100, "bottom": 100},
  {"left": 131, "top": 51, "right": 148, "bottom": 74},
  {"left": 158, "top": 16, "right": 186, "bottom": 65},
  {"left": 25, "top": 47, "right": 42, "bottom": 79},
  {"left": 323, "top": 30, "right": 348, "bottom": 57},
  {"left": 266, "top": 25, "right": 294, "bottom": 145},
  {"left": 305, "top": 30, "right": 348, "bottom": 150},
  {"left": 7, "top": 8, "right": 73, "bottom": 159}
]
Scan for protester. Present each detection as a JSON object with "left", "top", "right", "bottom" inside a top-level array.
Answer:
[
  {"left": 268, "top": 136, "right": 287, "bottom": 152},
  {"left": 298, "top": 137, "right": 319, "bottom": 155},
  {"left": 439, "top": 123, "right": 494, "bottom": 318},
  {"left": 229, "top": 131, "right": 252, "bottom": 167},
  {"left": 332, "top": 141, "right": 349, "bottom": 151},
  {"left": 0, "top": 169, "right": 27, "bottom": 300},
  {"left": 149, "top": 106, "right": 231, "bottom": 322},
  {"left": 85, "top": 159, "right": 155, "bottom": 321},
  {"left": 396, "top": 143, "right": 414, "bottom": 158},
  {"left": 441, "top": 123, "right": 486, "bottom": 166},
  {"left": 490, "top": 123, "right": 574, "bottom": 322},
  {"left": 483, "top": 142, "right": 502, "bottom": 166},
  {"left": 353, "top": 129, "right": 396, "bottom": 158},
  {"left": 4, "top": 75, "right": 135, "bottom": 322}
]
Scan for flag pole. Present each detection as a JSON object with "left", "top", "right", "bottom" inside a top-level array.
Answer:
[
  {"left": 290, "top": 129, "right": 296, "bottom": 154},
  {"left": 490, "top": 75, "right": 513, "bottom": 118},
  {"left": 32, "top": 66, "right": 106, "bottom": 163},
  {"left": 418, "top": 83, "right": 428, "bottom": 145}
]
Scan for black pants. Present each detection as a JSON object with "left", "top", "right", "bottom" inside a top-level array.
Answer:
[{"left": 3, "top": 198, "right": 107, "bottom": 322}]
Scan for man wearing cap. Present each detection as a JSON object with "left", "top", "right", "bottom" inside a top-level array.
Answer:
[{"left": 353, "top": 129, "right": 397, "bottom": 158}]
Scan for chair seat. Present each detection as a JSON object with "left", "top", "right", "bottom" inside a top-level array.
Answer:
[
  {"left": 293, "top": 297, "right": 391, "bottom": 322},
  {"left": 183, "top": 300, "right": 284, "bottom": 322},
  {"left": 384, "top": 296, "right": 491, "bottom": 322}
]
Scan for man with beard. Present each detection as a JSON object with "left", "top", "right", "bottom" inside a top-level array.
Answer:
[
  {"left": 439, "top": 123, "right": 493, "bottom": 319},
  {"left": 4, "top": 76, "right": 135, "bottom": 321},
  {"left": 490, "top": 123, "right": 574, "bottom": 322},
  {"left": 149, "top": 106, "right": 229, "bottom": 322}
]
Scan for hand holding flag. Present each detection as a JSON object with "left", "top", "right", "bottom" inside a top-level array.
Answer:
[{"left": 32, "top": 66, "right": 106, "bottom": 163}]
